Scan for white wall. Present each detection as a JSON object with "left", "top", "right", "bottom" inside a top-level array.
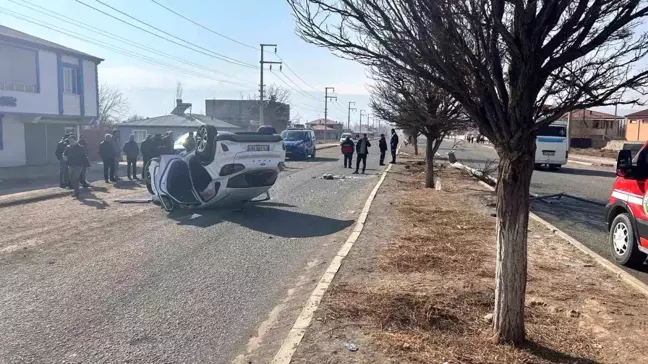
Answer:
[
  {"left": 63, "top": 93, "right": 81, "bottom": 115},
  {"left": 0, "top": 49, "right": 58, "bottom": 115},
  {"left": 0, "top": 115, "right": 26, "bottom": 167},
  {"left": 61, "top": 55, "right": 78, "bottom": 65},
  {"left": 83, "top": 60, "right": 98, "bottom": 117}
]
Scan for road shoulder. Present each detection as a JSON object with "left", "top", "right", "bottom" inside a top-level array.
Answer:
[{"left": 289, "top": 150, "right": 648, "bottom": 363}]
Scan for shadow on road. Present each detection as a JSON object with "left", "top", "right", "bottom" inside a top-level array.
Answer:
[
  {"left": 286, "top": 156, "right": 339, "bottom": 163},
  {"left": 170, "top": 205, "right": 354, "bottom": 237},
  {"left": 524, "top": 340, "right": 602, "bottom": 364},
  {"left": 550, "top": 167, "right": 616, "bottom": 178},
  {"left": 77, "top": 192, "right": 109, "bottom": 209}
]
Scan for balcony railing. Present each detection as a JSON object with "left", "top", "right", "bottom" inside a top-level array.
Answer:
[{"left": 0, "top": 81, "right": 37, "bottom": 93}]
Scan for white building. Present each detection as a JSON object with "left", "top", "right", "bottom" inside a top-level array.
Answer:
[{"left": 0, "top": 25, "right": 103, "bottom": 167}]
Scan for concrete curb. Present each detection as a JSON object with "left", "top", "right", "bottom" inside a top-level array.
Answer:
[
  {"left": 0, "top": 189, "right": 73, "bottom": 208},
  {"left": 271, "top": 144, "right": 400, "bottom": 364},
  {"left": 459, "top": 164, "right": 648, "bottom": 299}
]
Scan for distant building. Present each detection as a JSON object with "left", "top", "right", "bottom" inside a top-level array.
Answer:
[
  {"left": 205, "top": 99, "right": 290, "bottom": 132},
  {"left": 308, "top": 118, "right": 343, "bottom": 140},
  {"left": 624, "top": 108, "right": 648, "bottom": 142},
  {"left": 118, "top": 99, "right": 243, "bottom": 144},
  {"left": 0, "top": 25, "right": 102, "bottom": 167},
  {"left": 561, "top": 109, "right": 623, "bottom": 148}
]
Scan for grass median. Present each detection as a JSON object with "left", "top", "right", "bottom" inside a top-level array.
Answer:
[{"left": 290, "top": 145, "right": 648, "bottom": 363}]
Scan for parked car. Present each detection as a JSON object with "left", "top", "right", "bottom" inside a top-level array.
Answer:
[
  {"left": 146, "top": 125, "right": 286, "bottom": 212},
  {"left": 280, "top": 129, "right": 316, "bottom": 159},
  {"left": 339, "top": 133, "right": 353, "bottom": 143},
  {"left": 606, "top": 141, "right": 648, "bottom": 266}
]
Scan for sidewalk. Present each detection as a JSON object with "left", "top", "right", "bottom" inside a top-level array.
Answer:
[{"left": 287, "top": 146, "right": 648, "bottom": 363}]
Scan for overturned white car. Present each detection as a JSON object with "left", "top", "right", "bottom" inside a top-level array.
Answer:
[{"left": 145, "top": 125, "right": 286, "bottom": 212}]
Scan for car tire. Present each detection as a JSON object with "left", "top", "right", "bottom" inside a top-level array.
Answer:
[
  {"left": 196, "top": 125, "right": 218, "bottom": 165},
  {"left": 144, "top": 157, "right": 159, "bottom": 195},
  {"left": 609, "top": 213, "right": 647, "bottom": 267},
  {"left": 534, "top": 163, "right": 542, "bottom": 170},
  {"left": 548, "top": 164, "right": 561, "bottom": 170},
  {"left": 311, "top": 148, "right": 316, "bottom": 158}
]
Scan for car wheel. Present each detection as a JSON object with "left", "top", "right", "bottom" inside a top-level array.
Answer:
[
  {"left": 144, "top": 157, "right": 159, "bottom": 195},
  {"left": 534, "top": 163, "right": 542, "bottom": 170},
  {"left": 311, "top": 148, "right": 316, "bottom": 158},
  {"left": 609, "top": 213, "right": 647, "bottom": 267},
  {"left": 196, "top": 125, "right": 218, "bottom": 165},
  {"left": 548, "top": 164, "right": 561, "bottom": 170}
]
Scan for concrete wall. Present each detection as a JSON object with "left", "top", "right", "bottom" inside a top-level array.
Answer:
[
  {"left": 0, "top": 115, "right": 26, "bottom": 167},
  {"left": 625, "top": 119, "right": 648, "bottom": 142}
]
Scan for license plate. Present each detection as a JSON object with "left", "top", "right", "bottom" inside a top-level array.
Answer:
[
  {"left": 248, "top": 145, "right": 270, "bottom": 152},
  {"left": 542, "top": 150, "right": 555, "bottom": 156}
]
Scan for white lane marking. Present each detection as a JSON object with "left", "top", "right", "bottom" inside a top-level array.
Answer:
[{"left": 271, "top": 145, "right": 399, "bottom": 364}]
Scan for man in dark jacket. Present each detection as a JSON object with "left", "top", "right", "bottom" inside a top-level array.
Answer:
[
  {"left": 183, "top": 131, "right": 197, "bottom": 152},
  {"left": 63, "top": 135, "right": 90, "bottom": 197},
  {"left": 123, "top": 134, "right": 140, "bottom": 180},
  {"left": 99, "top": 134, "right": 117, "bottom": 183},
  {"left": 162, "top": 131, "right": 174, "bottom": 154},
  {"left": 55, "top": 134, "right": 70, "bottom": 188},
  {"left": 378, "top": 134, "right": 388, "bottom": 166},
  {"left": 152, "top": 134, "right": 164, "bottom": 157},
  {"left": 390, "top": 129, "right": 399, "bottom": 164},
  {"left": 140, "top": 134, "right": 153, "bottom": 179},
  {"left": 340, "top": 136, "right": 355, "bottom": 169},
  {"left": 354, "top": 134, "right": 371, "bottom": 174},
  {"left": 77, "top": 135, "right": 90, "bottom": 187}
]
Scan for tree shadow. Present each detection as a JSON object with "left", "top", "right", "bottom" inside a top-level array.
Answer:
[
  {"left": 111, "top": 180, "right": 145, "bottom": 190},
  {"left": 524, "top": 340, "right": 601, "bottom": 364},
  {"left": 77, "top": 192, "right": 109, "bottom": 209},
  {"left": 549, "top": 167, "right": 616, "bottom": 178},
  {"left": 169, "top": 205, "right": 354, "bottom": 237},
  {"left": 288, "top": 156, "right": 339, "bottom": 162}
]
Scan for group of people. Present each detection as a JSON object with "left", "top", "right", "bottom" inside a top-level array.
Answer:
[
  {"left": 467, "top": 134, "right": 486, "bottom": 144},
  {"left": 340, "top": 129, "right": 399, "bottom": 174},
  {"left": 56, "top": 130, "right": 185, "bottom": 197}
]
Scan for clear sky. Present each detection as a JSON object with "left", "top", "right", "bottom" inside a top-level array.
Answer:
[{"left": 0, "top": 0, "right": 377, "bottom": 128}]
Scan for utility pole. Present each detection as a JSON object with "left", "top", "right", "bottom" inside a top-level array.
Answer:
[
  {"left": 359, "top": 110, "right": 366, "bottom": 135},
  {"left": 324, "top": 87, "right": 337, "bottom": 141},
  {"left": 347, "top": 101, "right": 356, "bottom": 132},
  {"left": 259, "top": 44, "right": 282, "bottom": 126}
]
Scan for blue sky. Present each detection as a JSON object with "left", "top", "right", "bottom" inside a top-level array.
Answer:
[{"left": 0, "top": 0, "right": 376, "bottom": 127}]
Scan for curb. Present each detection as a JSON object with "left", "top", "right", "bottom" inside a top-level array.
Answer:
[
  {"left": 460, "top": 164, "right": 648, "bottom": 299},
  {"left": 0, "top": 189, "right": 73, "bottom": 208},
  {"left": 271, "top": 144, "right": 400, "bottom": 364}
]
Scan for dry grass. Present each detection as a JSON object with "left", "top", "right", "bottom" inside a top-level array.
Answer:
[{"left": 293, "top": 146, "right": 648, "bottom": 364}]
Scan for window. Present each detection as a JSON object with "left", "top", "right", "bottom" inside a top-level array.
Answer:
[
  {"left": 0, "top": 44, "right": 38, "bottom": 93},
  {"left": 537, "top": 125, "right": 566, "bottom": 137},
  {"left": 134, "top": 130, "right": 147, "bottom": 143},
  {"left": 63, "top": 67, "right": 79, "bottom": 94}
]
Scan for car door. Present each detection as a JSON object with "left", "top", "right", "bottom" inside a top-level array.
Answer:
[{"left": 155, "top": 155, "right": 200, "bottom": 204}]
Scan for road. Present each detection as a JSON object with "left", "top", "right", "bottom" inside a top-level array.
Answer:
[
  {"left": 436, "top": 139, "right": 648, "bottom": 284},
  {"left": 0, "top": 146, "right": 384, "bottom": 363}
]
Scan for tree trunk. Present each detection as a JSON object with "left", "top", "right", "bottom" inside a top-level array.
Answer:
[
  {"left": 413, "top": 135, "right": 419, "bottom": 155},
  {"left": 492, "top": 136, "right": 536, "bottom": 346},
  {"left": 425, "top": 135, "right": 434, "bottom": 188}
]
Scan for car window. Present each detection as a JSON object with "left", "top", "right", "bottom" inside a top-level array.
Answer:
[
  {"left": 283, "top": 131, "right": 308, "bottom": 141},
  {"left": 537, "top": 125, "right": 566, "bottom": 137}
]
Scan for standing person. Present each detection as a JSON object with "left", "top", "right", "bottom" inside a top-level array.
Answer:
[
  {"left": 77, "top": 135, "right": 91, "bottom": 188},
  {"left": 340, "top": 135, "right": 355, "bottom": 168},
  {"left": 153, "top": 133, "right": 164, "bottom": 157},
  {"left": 55, "top": 134, "right": 70, "bottom": 188},
  {"left": 63, "top": 135, "right": 90, "bottom": 197},
  {"left": 111, "top": 131, "right": 121, "bottom": 180},
  {"left": 162, "top": 131, "right": 174, "bottom": 154},
  {"left": 123, "top": 134, "right": 140, "bottom": 180},
  {"left": 99, "top": 134, "right": 116, "bottom": 183},
  {"left": 140, "top": 134, "right": 153, "bottom": 179},
  {"left": 390, "top": 128, "right": 399, "bottom": 164},
  {"left": 379, "top": 134, "right": 388, "bottom": 166},
  {"left": 354, "top": 133, "right": 371, "bottom": 174},
  {"left": 183, "top": 131, "right": 196, "bottom": 152}
]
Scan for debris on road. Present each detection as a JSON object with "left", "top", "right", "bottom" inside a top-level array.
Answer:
[{"left": 344, "top": 343, "right": 358, "bottom": 352}]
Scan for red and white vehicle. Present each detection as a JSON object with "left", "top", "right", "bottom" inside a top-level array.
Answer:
[{"left": 606, "top": 143, "right": 648, "bottom": 267}]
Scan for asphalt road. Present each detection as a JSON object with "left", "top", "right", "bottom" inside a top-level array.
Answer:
[
  {"left": 435, "top": 139, "right": 648, "bottom": 284},
  {"left": 0, "top": 146, "right": 386, "bottom": 363}
]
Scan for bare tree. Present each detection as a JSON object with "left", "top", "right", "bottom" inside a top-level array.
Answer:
[
  {"left": 126, "top": 114, "right": 146, "bottom": 122},
  {"left": 287, "top": 0, "right": 648, "bottom": 345},
  {"left": 98, "top": 83, "right": 129, "bottom": 125},
  {"left": 248, "top": 84, "right": 292, "bottom": 130},
  {"left": 175, "top": 81, "right": 183, "bottom": 100},
  {"left": 370, "top": 62, "right": 466, "bottom": 187}
]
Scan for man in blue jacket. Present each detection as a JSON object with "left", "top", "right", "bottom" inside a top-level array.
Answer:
[
  {"left": 354, "top": 134, "right": 371, "bottom": 174},
  {"left": 390, "top": 129, "right": 399, "bottom": 164}
]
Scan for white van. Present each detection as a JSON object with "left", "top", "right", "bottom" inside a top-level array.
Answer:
[{"left": 534, "top": 120, "right": 568, "bottom": 170}]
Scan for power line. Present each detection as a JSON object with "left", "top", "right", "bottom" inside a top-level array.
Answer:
[
  {"left": 9, "top": 0, "right": 256, "bottom": 85},
  {"left": 148, "top": 0, "right": 258, "bottom": 51},
  {"left": 274, "top": 53, "right": 323, "bottom": 94},
  {"left": 72, "top": 0, "right": 257, "bottom": 69},
  {"left": 276, "top": 71, "right": 321, "bottom": 102},
  {"left": 0, "top": 8, "right": 255, "bottom": 88},
  {"left": 271, "top": 71, "right": 321, "bottom": 109}
]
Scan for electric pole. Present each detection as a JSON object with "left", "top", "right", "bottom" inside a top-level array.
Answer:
[
  {"left": 359, "top": 110, "right": 366, "bottom": 135},
  {"left": 324, "top": 87, "right": 337, "bottom": 141},
  {"left": 347, "top": 101, "right": 356, "bottom": 132},
  {"left": 259, "top": 44, "right": 282, "bottom": 126}
]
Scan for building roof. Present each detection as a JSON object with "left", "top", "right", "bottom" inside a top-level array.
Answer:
[
  {"left": 625, "top": 108, "right": 648, "bottom": 119},
  {"left": 565, "top": 109, "right": 621, "bottom": 121},
  {"left": 309, "top": 118, "right": 342, "bottom": 125},
  {"left": 0, "top": 25, "right": 103, "bottom": 63},
  {"left": 118, "top": 114, "right": 243, "bottom": 130},
  {"left": 311, "top": 125, "right": 337, "bottom": 131}
]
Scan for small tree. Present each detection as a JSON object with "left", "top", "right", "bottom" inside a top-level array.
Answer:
[
  {"left": 370, "top": 62, "right": 465, "bottom": 187},
  {"left": 98, "top": 83, "right": 129, "bottom": 125},
  {"left": 248, "top": 84, "right": 292, "bottom": 131},
  {"left": 288, "top": 0, "right": 648, "bottom": 345}
]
